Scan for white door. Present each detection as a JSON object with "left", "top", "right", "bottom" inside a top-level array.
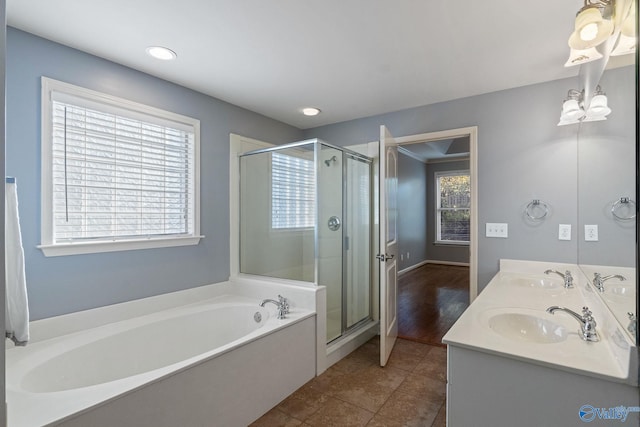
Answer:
[{"left": 379, "top": 126, "right": 398, "bottom": 366}]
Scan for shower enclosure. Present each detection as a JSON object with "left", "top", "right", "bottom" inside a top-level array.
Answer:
[{"left": 239, "top": 139, "right": 373, "bottom": 342}]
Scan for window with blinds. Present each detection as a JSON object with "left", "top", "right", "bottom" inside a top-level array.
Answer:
[
  {"left": 40, "top": 77, "right": 201, "bottom": 256},
  {"left": 271, "top": 152, "right": 315, "bottom": 229},
  {"left": 436, "top": 170, "right": 470, "bottom": 243}
]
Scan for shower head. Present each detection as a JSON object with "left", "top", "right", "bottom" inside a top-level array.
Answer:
[{"left": 324, "top": 156, "right": 337, "bottom": 167}]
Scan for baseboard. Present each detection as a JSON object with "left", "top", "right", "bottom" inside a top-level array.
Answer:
[
  {"left": 398, "top": 260, "right": 429, "bottom": 275},
  {"left": 425, "top": 260, "right": 470, "bottom": 267},
  {"left": 399, "top": 259, "right": 470, "bottom": 275}
]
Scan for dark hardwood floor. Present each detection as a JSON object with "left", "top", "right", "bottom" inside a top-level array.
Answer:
[{"left": 398, "top": 263, "right": 470, "bottom": 347}]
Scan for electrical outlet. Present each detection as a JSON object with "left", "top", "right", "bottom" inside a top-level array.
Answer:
[
  {"left": 558, "top": 224, "right": 571, "bottom": 241},
  {"left": 486, "top": 223, "right": 508, "bottom": 238},
  {"left": 585, "top": 224, "right": 598, "bottom": 241},
  {"left": 407, "top": 252, "right": 410, "bottom": 260},
  {"left": 400, "top": 254, "right": 404, "bottom": 261}
]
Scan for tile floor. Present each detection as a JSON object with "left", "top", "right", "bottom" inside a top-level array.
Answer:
[{"left": 251, "top": 337, "right": 447, "bottom": 427}]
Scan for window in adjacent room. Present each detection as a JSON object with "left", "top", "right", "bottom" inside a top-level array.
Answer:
[
  {"left": 271, "top": 152, "right": 315, "bottom": 230},
  {"left": 435, "top": 170, "right": 470, "bottom": 244},
  {"left": 39, "top": 77, "right": 202, "bottom": 256}
]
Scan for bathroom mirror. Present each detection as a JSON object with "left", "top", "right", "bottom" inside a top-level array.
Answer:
[{"left": 576, "top": 59, "right": 637, "bottom": 344}]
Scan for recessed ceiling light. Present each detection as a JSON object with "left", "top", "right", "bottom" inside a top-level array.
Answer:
[
  {"left": 302, "top": 107, "right": 321, "bottom": 116},
  {"left": 146, "top": 46, "right": 177, "bottom": 61}
]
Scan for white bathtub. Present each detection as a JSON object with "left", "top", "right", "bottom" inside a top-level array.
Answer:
[{"left": 7, "top": 293, "right": 316, "bottom": 427}]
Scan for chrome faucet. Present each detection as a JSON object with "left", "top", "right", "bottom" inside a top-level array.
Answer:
[
  {"left": 546, "top": 306, "right": 599, "bottom": 342},
  {"left": 592, "top": 272, "right": 626, "bottom": 292},
  {"left": 627, "top": 312, "right": 637, "bottom": 336},
  {"left": 544, "top": 269, "right": 574, "bottom": 288},
  {"left": 259, "top": 295, "right": 289, "bottom": 319}
]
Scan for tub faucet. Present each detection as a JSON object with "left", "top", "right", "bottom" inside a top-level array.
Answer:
[
  {"left": 544, "top": 269, "right": 573, "bottom": 288},
  {"left": 259, "top": 295, "right": 289, "bottom": 319},
  {"left": 592, "top": 272, "right": 626, "bottom": 292},
  {"left": 546, "top": 306, "right": 599, "bottom": 342}
]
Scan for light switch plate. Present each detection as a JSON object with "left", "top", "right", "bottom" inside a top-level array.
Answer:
[
  {"left": 486, "top": 223, "right": 508, "bottom": 238},
  {"left": 558, "top": 224, "right": 571, "bottom": 241},
  {"left": 585, "top": 224, "right": 598, "bottom": 241}
]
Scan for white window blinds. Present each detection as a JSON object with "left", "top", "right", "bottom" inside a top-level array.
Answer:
[
  {"left": 271, "top": 152, "right": 315, "bottom": 229},
  {"left": 40, "top": 78, "right": 201, "bottom": 256},
  {"left": 50, "top": 91, "right": 196, "bottom": 243}
]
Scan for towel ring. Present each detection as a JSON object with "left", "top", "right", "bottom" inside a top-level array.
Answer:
[
  {"left": 525, "top": 199, "right": 549, "bottom": 221},
  {"left": 611, "top": 197, "right": 636, "bottom": 221}
]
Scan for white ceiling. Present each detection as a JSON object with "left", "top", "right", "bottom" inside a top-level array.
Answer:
[
  {"left": 7, "top": 1, "right": 599, "bottom": 129},
  {"left": 401, "top": 137, "right": 470, "bottom": 163}
]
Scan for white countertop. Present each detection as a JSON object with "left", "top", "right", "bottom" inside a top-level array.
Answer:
[{"left": 443, "top": 260, "right": 636, "bottom": 384}]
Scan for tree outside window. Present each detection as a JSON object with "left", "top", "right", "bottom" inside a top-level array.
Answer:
[{"left": 436, "top": 171, "right": 470, "bottom": 243}]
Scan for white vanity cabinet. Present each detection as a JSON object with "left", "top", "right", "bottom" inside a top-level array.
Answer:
[
  {"left": 447, "top": 345, "right": 639, "bottom": 426},
  {"left": 443, "top": 259, "right": 639, "bottom": 426}
]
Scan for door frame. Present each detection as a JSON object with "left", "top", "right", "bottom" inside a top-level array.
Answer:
[{"left": 394, "top": 126, "right": 478, "bottom": 301}]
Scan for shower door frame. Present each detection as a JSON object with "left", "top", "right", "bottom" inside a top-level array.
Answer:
[
  {"left": 338, "top": 149, "right": 375, "bottom": 339},
  {"left": 233, "top": 136, "right": 375, "bottom": 344}
]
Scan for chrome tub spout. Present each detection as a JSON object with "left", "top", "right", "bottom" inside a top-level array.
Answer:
[{"left": 259, "top": 295, "right": 289, "bottom": 319}]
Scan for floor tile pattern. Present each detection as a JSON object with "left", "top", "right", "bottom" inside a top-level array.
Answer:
[{"left": 251, "top": 337, "right": 447, "bottom": 427}]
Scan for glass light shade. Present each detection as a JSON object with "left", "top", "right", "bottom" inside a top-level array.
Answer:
[
  {"left": 561, "top": 99, "right": 585, "bottom": 121},
  {"left": 558, "top": 117, "right": 582, "bottom": 126},
  {"left": 582, "top": 115, "right": 607, "bottom": 122},
  {"left": 585, "top": 94, "right": 611, "bottom": 118},
  {"left": 621, "top": 5, "right": 636, "bottom": 37},
  {"left": 580, "top": 22, "right": 599, "bottom": 41},
  {"left": 611, "top": 33, "right": 637, "bottom": 56},
  {"left": 564, "top": 46, "right": 603, "bottom": 67},
  {"left": 568, "top": 8, "right": 614, "bottom": 49}
]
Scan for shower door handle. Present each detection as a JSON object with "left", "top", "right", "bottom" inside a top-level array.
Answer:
[
  {"left": 375, "top": 253, "right": 394, "bottom": 262},
  {"left": 328, "top": 216, "right": 341, "bottom": 231}
]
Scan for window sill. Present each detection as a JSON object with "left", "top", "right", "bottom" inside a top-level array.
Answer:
[
  {"left": 433, "top": 241, "right": 469, "bottom": 247},
  {"left": 38, "top": 235, "right": 204, "bottom": 257}
]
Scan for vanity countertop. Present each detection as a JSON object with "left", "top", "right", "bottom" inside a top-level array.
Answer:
[{"left": 443, "top": 259, "right": 636, "bottom": 385}]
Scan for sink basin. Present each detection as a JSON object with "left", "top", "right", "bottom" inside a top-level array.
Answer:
[
  {"left": 608, "top": 284, "right": 634, "bottom": 297},
  {"left": 488, "top": 312, "right": 568, "bottom": 344}
]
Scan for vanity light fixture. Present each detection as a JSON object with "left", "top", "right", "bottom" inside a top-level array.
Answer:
[
  {"left": 558, "top": 86, "right": 611, "bottom": 126},
  {"left": 301, "top": 107, "right": 321, "bottom": 116},
  {"left": 611, "top": 2, "right": 637, "bottom": 56},
  {"left": 564, "top": 46, "right": 604, "bottom": 66},
  {"left": 583, "top": 86, "right": 612, "bottom": 121},
  {"left": 565, "top": 0, "right": 636, "bottom": 64},
  {"left": 558, "top": 89, "right": 586, "bottom": 125},
  {"left": 568, "top": 0, "right": 615, "bottom": 50},
  {"left": 145, "top": 46, "right": 177, "bottom": 61}
]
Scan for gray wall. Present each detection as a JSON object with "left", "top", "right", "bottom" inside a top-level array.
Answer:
[
  {"left": 6, "top": 28, "right": 304, "bottom": 319},
  {"left": 576, "top": 68, "right": 636, "bottom": 267},
  {"left": 304, "top": 71, "right": 635, "bottom": 290},
  {"left": 397, "top": 152, "right": 428, "bottom": 271},
  {"left": 425, "top": 160, "right": 470, "bottom": 264},
  {"left": 7, "top": 25, "right": 634, "bottom": 318}
]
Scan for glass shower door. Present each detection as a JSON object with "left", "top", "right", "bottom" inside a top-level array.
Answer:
[
  {"left": 318, "top": 145, "right": 344, "bottom": 342},
  {"left": 344, "top": 154, "right": 371, "bottom": 329}
]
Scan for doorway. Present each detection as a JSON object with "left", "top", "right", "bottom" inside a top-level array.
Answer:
[{"left": 393, "top": 127, "right": 477, "bottom": 346}]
